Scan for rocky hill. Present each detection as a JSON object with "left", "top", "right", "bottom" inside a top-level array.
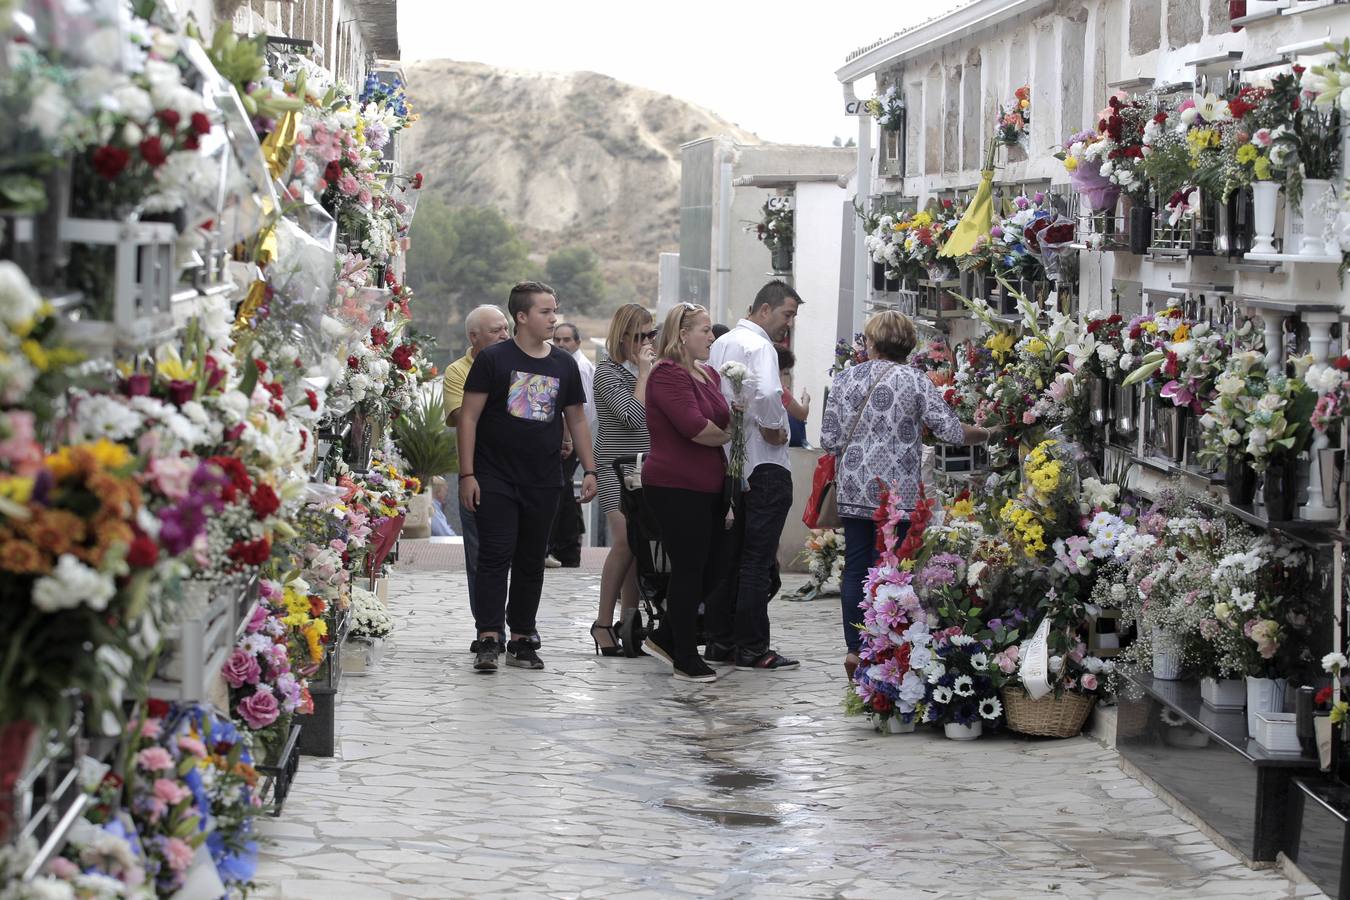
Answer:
[{"left": 404, "top": 59, "right": 762, "bottom": 301}]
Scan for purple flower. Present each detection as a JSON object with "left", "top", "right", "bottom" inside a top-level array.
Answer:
[
  {"left": 1033, "top": 191, "right": 1045, "bottom": 204},
  {"left": 237, "top": 685, "right": 279, "bottom": 729}
]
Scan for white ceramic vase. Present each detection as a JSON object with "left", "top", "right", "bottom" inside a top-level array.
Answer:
[
  {"left": 1151, "top": 627, "right": 1183, "bottom": 681},
  {"left": 1296, "top": 178, "right": 1333, "bottom": 257},
  {"left": 886, "top": 717, "right": 915, "bottom": 734},
  {"left": 1200, "top": 677, "right": 1246, "bottom": 711},
  {"left": 1248, "top": 181, "right": 1279, "bottom": 255},
  {"left": 943, "top": 721, "right": 982, "bottom": 741},
  {"left": 1245, "top": 676, "right": 1287, "bottom": 738}
]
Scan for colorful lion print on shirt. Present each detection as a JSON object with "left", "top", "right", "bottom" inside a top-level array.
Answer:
[{"left": 508, "top": 371, "right": 561, "bottom": 422}]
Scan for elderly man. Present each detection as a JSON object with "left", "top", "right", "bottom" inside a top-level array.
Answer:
[
  {"left": 546, "top": 322, "right": 593, "bottom": 568},
  {"left": 444, "top": 304, "right": 511, "bottom": 653}
]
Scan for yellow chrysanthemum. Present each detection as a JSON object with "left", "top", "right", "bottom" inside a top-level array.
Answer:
[
  {"left": 21, "top": 340, "right": 48, "bottom": 372},
  {"left": 911, "top": 211, "right": 933, "bottom": 228},
  {"left": 0, "top": 476, "right": 34, "bottom": 504},
  {"left": 950, "top": 498, "right": 975, "bottom": 518},
  {"left": 1063, "top": 156, "right": 1079, "bottom": 172},
  {"left": 1253, "top": 155, "right": 1272, "bottom": 181},
  {"left": 1236, "top": 143, "right": 1258, "bottom": 165}
]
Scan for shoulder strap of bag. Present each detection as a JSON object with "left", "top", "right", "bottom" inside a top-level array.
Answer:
[{"left": 838, "top": 363, "right": 896, "bottom": 454}]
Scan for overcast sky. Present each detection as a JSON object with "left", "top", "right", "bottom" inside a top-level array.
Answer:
[{"left": 397, "top": 1, "right": 966, "bottom": 146}]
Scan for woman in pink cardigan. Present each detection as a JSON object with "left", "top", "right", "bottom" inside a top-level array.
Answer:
[{"left": 641, "top": 303, "right": 733, "bottom": 683}]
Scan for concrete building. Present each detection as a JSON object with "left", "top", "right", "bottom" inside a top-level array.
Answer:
[{"left": 676, "top": 138, "right": 856, "bottom": 440}]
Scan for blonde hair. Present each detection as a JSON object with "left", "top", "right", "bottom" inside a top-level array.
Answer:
[
  {"left": 656, "top": 303, "right": 708, "bottom": 365},
  {"left": 864, "top": 310, "right": 917, "bottom": 361},
  {"left": 604, "top": 303, "right": 654, "bottom": 363}
]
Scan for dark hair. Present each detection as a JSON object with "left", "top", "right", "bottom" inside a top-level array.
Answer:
[
  {"left": 776, "top": 345, "right": 796, "bottom": 371},
  {"left": 507, "top": 280, "right": 556, "bottom": 326},
  {"left": 712, "top": 323, "right": 730, "bottom": 339},
  {"left": 749, "top": 280, "right": 803, "bottom": 316},
  {"left": 555, "top": 322, "right": 581, "bottom": 342}
]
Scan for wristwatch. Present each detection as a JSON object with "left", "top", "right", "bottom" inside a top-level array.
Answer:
[{"left": 583, "top": 469, "right": 597, "bottom": 477}]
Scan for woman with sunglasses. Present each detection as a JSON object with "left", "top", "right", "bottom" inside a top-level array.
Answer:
[
  {"left": 590, "top": 303, "right": 658, "bottom": 656},
  {"left": 641, "top": 302, "right": 733, "bottom": 682}
]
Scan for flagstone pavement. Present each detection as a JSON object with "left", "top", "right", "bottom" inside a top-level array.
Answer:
[{"left": 252, "top": 563, "right": 1326, "bottom": 899}]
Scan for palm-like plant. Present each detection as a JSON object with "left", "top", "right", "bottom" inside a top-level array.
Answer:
[{"left": 391, "top": 392, "right": 457, "bottom": 488}]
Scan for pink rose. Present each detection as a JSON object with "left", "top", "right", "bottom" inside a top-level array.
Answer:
[
  {"left": 163, "top": 837, "right": 194, "bottom": 873},
  {"left": 1022, "top": 411, "right": 1037, "bottom": 425},
  {"left": 1080, "top": 673, "right": 1099, "bottom": 692},
  {"left": 338, "top": 173, "right": 360, "bottom": 196},
  {"left": 238, "top": 687, "right": 280, "bottom": 730},
  {"left": 153, "top": 778, "right": 190, "bottom": 805},
  {"left": 148, "top": 456, "right": 195, "bottom": 501},
  {"left": 45, "top": 857, "right": 79, "bottom": 879},
  {"left": 137, "top": 746, "right": 174, "bottom": 772},
  {"left": 222, "top": 648, "right": 262, "bottom": 688}
]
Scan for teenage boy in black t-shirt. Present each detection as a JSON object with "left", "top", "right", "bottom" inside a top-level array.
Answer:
[{"left": 458, "top": 282, "right": 599, "bottom": 672}]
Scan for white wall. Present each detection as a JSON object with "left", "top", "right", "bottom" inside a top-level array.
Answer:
[{"left": 792, "top": 182, "right": 847, "bottom": 443}]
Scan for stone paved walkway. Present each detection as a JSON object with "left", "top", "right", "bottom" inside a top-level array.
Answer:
[{"left": 253, "top": 565, "right": 1324, "bottom": 899}]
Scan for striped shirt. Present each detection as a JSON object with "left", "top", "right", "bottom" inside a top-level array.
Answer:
[{"left": 592, "top": 358, "right": 650, "bottom": 513}]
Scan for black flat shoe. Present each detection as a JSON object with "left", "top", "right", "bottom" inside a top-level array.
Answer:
[{"left": 590, "top": 622, "right": 622, "bottom": 657}]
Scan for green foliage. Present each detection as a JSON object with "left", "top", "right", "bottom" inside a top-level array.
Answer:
[
  {"left": 545, "top": 246, "right": 607, "bottom": 315},
  {"left": 391, "top": 393, "right": 458, "bottom": 484},
  {"left": 406, "top": 198, "right": 539, "bottom": 364}
]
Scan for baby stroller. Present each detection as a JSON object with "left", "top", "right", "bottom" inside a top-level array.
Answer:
[{"left": 612, "top": 455, "right": 669, "bottom": 652}]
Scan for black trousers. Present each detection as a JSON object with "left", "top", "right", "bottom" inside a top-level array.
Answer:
[
  {"left": 547, "top": 453, "right": 584, "bottom": 566},
  {"left": 643, "top": 485, "right": 732, "bottom": 666},
  {"left": 472, "top": 476, "right": 561, "bottom": 637},
  {"left": 705, "top": 465, "right": 792, "bottom": 654}
]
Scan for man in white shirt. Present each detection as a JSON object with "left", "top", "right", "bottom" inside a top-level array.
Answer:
[
  {"left": 547, "top": 323, "right": 593, "bottom": 567},
  {"left": 707, "top": 280, "right": 802, "bottom": 671}
]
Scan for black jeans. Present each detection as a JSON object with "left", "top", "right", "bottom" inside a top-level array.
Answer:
[
  {"left": 643, "top": 486, "right": 732, "bottom": 666},
  {"left": 472, "top": 477, "right": 561, "bottom": 637},
  {"left": 706, "top": 465, "right": 792, "bottom": 654},
  {"left": 547, "top": 453, "right": 584, "bottom": 566}
]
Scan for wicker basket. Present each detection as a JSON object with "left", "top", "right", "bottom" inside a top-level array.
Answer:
[{"left": 1002, "top": 687, "right": 1096, "bottom": 738}]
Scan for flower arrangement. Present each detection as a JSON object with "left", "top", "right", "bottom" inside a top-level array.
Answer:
[
  {"left": 350, "top": 586, "right": 393, "bottom": 639},
  {"left": 750, "top": 199, "right": 793, "bottom": 255},
  {"left": 793, "top": 529, "right": 844, "bottom": 601},
  {"left": 830, "top": 333, "right": 867, "bottom": 376},
  {"left": 995, "top": 86, "right": 1031, "bottom": 147},
  {"left": 1069, "top": 310, "right": 1127, "bottom": 381},
  {"left": 718, "top": 360, "right": 752, "bottom": 489},
  {"left": 226, "top": 585, "right": 304, "bottom": 758},
  {"left": 865, "top": 83, "right": 905, "bottom": 130},
  {"left": 911, "top": 623, "right": 1010, "bottom": 729}
]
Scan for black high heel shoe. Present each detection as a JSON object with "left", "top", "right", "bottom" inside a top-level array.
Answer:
[
  {"left": 590, "top": 622, "right": 622, "bottom": 657},
  {"left": 619, "top": 608, "right": 648, "bottom": 658}
]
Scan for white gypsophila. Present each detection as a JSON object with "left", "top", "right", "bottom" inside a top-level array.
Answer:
[{"left": 32, "top": 555, "right": 116, "bottom": 613}]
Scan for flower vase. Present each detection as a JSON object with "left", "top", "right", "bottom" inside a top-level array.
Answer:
[
  {"left": 401, "top": 490, "right": 432, "bottom": 539},
  {"left": 1089, "top": 377, "right": 1110, "bottom": 429},
  {"left": 886, "top": 716, "right": 915, "bottom": 734},
  {"left": 943, "top": 721, "right": 982, "bottom": 741},
  {"left": 871, "top": 261, "right": 885, "bottom": 291},
  {"left": 1246, "top": 676, "right": 1287, "bottom": 738},
  {"left": 884, "top": 273, "right": 901, "bottom": 293},
  {"left": 1225, "top": 453, "right": 1257, "bottom": 506},
  {"left": 345, "top": 409, "right": 375, "bottom": 471},
  {"left": 1248, "top": 181, "right": 1279, "bottom": 255},
  {"left": 1318, "top": 448, "right": 1344, "bottom": 510},
  {"left": 1296, "top": 179, "right": 1333, "bottom": 257},
  {"left": 1151, "top": 627, "right": 1184, "bottom": 680},
  {"left": 1070, "top": 159, "right": 1121, "bottom": 213},
  {"left": 0, "top": 720, "right": 39, "bottom": 842},
  {"left": 1201, "top": 677, "right": 1247, "bottom": 710},
  {"left": 771, "top": 245, "right": 793, "bottom": 274},
  {"left": 1128, "top": 201, "right": 1154, "bottom": 255},
  {"left": 1262, "top": 460, "right": 1297, "bottom": 521},
  {"left": 1112, "top": 383, "right": 1136, "bottom": 436}
]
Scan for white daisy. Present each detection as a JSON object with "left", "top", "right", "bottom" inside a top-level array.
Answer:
[
  {"left": 978, "top": 697, "right": 1003, "bottom": 720},
  {"left": 932, "top": 685, "right": 954, "bottom": 705},
  {"left": 952, "top": 675, "right": 975, "bottom": 697}
]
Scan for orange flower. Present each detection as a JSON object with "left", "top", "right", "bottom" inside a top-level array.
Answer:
[
  {"left": 0, "top": 539, "right": 50, "bottom": 574},
  {"left": 233, "top": 762, "right": 259, "bottom": 787},
  {"left": 22, "top": 509, "right": 84, "bottom": 556},
  {"left": 1015, "top": 86, "right": 1030, "bottom": 101}
]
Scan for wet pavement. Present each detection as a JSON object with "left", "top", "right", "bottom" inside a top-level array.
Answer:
[{"left": 252, "top": 563, "right": 1324, "bottom": 899}]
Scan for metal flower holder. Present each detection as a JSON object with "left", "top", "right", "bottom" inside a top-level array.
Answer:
[
  {"left": 57, "top": 217, "right": 178, "bottom": 349},
  {"left": 151, "top": 573, "right": 259, "bottom": 703}
]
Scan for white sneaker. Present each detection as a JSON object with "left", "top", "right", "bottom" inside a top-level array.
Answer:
[{"left": 544, "top": 555, "right": 562, "bottom": 569}]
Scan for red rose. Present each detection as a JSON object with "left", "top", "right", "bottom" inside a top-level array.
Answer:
[
  {"left": 91, "top": 145, "right": 130, "bottom": 180},
  {"left": 183, "top": 134, "right": 200, "bottom": 150},
  {"left": 190, "top": 112, "right": 212, "bottom": 136},
  {"left": 265, "top": 382, "right": 284, "bottom": 400},
  {"left": 391, "top": 344, "right": 416, "bottom": 371},
  {"left": 293, "top": 358, "right": 303, "bottom": 369},
  {"left": 127, "top": 533, "right": 159, "bottom": 568},
  {"left": 166, "top": 379, "right": 196, "bottom": 407},
  {"left": 370, "top": 326, "right": 389, "bottom": 347},
  {"left": 208, "top": 455, "right": 253, "bottom": 501},
  {"left": 250, "top": 483, "right": 281, "bottom": 519},
  {"left": 224, "top": 423, "right": 246, "bottom": 442},
  {"left": 1153, "top": 112, "right": 1168, "bottom": 124},
  {"left": 147, "top": 699, "right": 171, "bottom": 718},
  {"left": 305, "top": 389, "right": 319, "bottom": 411},
  {"left": 324, "top": 160, "right": 343, "bottom": 183},
  {"left": 253, "top": 358, "right": 268, "bottom": 375},
  {"left": 1334, "top": 356, "right": 1350, "bottom": 372},
  {"left": 157, "top": 109, "right": 181, "bottom": 130},
  {"left": 270, "top": 402, "right": 286, "bottom": 419},
  {"left": 228, "top": 536, "right": 272, "bottom": 566},
  {"left": 871, "top": 696, "right": 892, "bottom": 713},
  {"left": 1317, "top": 686, "right": 1333, "bottom": 706},
  {"left": 411, "top": 172, "right": 423, "bottom": 189},
  {"left": 121, "top": 373, "right": 152, "bottom": 397},
  {"left": 139, "top": 136, "right": 168, "bottom": 168},
  {"left": 348, "top": 355, "right": 360, "bottom": 369}
]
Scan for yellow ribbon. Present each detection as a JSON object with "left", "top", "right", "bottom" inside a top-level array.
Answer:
[
  {"left": 234, "top": 280, "right": 268, "bottom": 333},
  {"left": 260, "top": 109, "right": 301, "bottom": 180}
]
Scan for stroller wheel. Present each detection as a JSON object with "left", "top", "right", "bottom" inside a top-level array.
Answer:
[{"left": 619, "top": 608, "right": 648, "bottom": 658}]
